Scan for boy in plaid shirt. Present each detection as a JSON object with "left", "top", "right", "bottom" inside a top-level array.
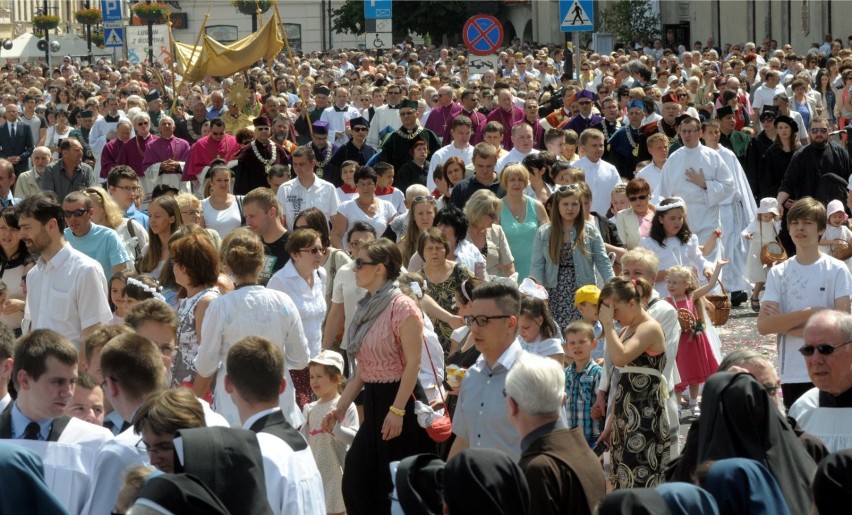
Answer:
[{"left": 563, "top": 321, "right": 603, "bottom": 447}]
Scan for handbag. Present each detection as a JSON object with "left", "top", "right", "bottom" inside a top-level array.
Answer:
[
  {"left": 419, "top": 340, "right": 453, "bottom": 443},
  {"left": 759, "top": 223, "right": 787, "bottom": 267}
]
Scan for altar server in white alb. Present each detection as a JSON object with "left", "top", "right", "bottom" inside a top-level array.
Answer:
[{"left": 655, "top": 116, "right": 735, "bottom": 260}]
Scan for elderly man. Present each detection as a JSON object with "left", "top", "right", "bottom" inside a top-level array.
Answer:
[
  {"left": 141, "top": 116, "right": 191, "bottom": 204},
  {"left": 425, "top": 85, "right": 463, "bottom": 145},
  {"left": 486, "top": 89, "right": 524, "bottom": 150},
  {"left": 206, "top": 90, "right": 226, "bottom": 120},
  {"left": 789, "top": 310, "right": 852, "bottom": 452},
  {"left": 175, "top": 99, "right": 208, "bottom": 145},
  {"left": 233, "top": 116, "right": 289, "bottom": 195},
  {"left": 14, "top": 146, "right": 49, "bottom": 199},
  {"left": 117, "top": 113, "right": 158, "bottom": 178},
  {"left": 507, "top": 352, "right": 605, "bottom": 515},
  {"left": 449, "top": 281, "right": 524, "bottom": 461},
  {"left": 0, "top": 103, "right": 34, "bottom": 175},
  {"left": 41, "top": 138, "right": 98, "bottom": 200}
]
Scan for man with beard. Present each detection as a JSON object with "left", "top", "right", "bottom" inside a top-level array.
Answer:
[
  {"left": 175, "top": 99, "right": 208, "bottom": 145},
  {"left": 272, "top": 114, "right": 298, "bottom": 155},
  {"left": 777, "top": 118, "right": 852, "bottom": 214},
  {"left": 42, "top": 138, "right": 98, "bottom": 200},
  {"left": 117, "top": 113, "right": 158, "bottom": 178},
  {"left": 295, "top": 86, "right": 331, "bottom": 146},
  {"left": 608, "top": 99, "right": 648, "bottom": 178},
  {"left": 62, "top": 190, "right": 131, "bottom": 277},
  {"left": 17, "top": 193, "right": 111, "bottom": 350},
  {"left": 324, "top": 116, "right": 376, "bottom": 187},
  {"left": 233, "top": 116, "right": 289, "bottom": 195},
  {"left": 15, "top": 146, "right": 50, "bottom": 198}
]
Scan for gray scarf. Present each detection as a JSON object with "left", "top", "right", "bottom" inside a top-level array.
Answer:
[{"left": 346, "top": 279, "right": 401, "bottom": 357}]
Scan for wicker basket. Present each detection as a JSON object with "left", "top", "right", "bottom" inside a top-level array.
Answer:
[
  {"left": 831, "top": 239, "right": 852, "bottom": 261},
  {"left": 677, "top": 307, "right": 696, "bottom": 333},
  {"left": 760, "top": 240, "right": 787, "bottom": 267},
  {"left": 705, "top": 282, "right": 731, "bottom": 326}
]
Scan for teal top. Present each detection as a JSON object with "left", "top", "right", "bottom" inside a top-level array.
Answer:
[{"left": 501, "top": 195, "right": 540, "bottom": 280}]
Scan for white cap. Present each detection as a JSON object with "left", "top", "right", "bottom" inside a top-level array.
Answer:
[
  {"left": 756, "top": 198, "right": 780, "bottom": 217},
  {"left": 310, "top": 349, "right": 345, "bottom": 375}
]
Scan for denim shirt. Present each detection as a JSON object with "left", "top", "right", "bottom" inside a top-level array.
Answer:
[{"left": 528, "top": 222, "right": 614, "bottom": 288}]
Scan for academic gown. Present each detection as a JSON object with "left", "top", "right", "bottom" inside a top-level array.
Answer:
[
  {"left": 379, "top": 126, "right": 442, "bottom": 171},
  {"left": 656, "top": 144, "right": 735, "bottom": 244},
  {"left": 175, "top": 117, "right": 206, "bottom": 145},
  {"left": 325, "top": 140, "right": 377, "bottom": 187},
  {"left": 608, "top": 124, "right": 648, "bottom": 179}
]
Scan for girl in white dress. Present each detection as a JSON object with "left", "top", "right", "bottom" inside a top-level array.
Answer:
[
  {"left": 301, "top": 350, "right": 358, "bottom": 515},
  {"left": 742, "top": 198, "right": 783, "bottom": 310},
  {"left": 819, "top": 199, "right": 852, "bottom": 273}
]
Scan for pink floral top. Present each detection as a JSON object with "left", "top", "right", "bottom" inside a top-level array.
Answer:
[{"left": 355, "top": 294, "right": 422, "bottom": 383}]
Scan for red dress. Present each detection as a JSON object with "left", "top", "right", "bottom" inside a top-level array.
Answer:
[{"left": 667, "top": 296, "right": 719, "bottom": 391}]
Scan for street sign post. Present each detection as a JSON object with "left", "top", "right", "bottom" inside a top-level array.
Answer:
[
  {"left": 100, "top": 0, "right": 122, "bottom": 23},
  {"left": 104, "top": 27, "right": 124, "bottom": 48},
  {"left": 462, "top": 15, "right": 504, "bottom": 56}
]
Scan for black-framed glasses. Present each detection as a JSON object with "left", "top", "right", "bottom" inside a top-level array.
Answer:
[
  {"left": 810, "top": 127, "right": 828, "bottom": 134},
  {"left": 63, "top": 208, "right": 88, "bottom": 218},
  {"left": 354, "top": 258, "right": 380, "bottom": 270},
  {"left": 798, "top": 340, "right": 852, "bottom": 356},
  {"left": 300, "top": 246, "right": 326, "bottom": 255},
  {"left": 464, "top": 315, "right": 512, "bottom": 327},
  {"left": 628, "top": 194, "right": 648, "bottom": 202},
  {"left": 501, "top": 388, "right": 508, "bottom": 398}
]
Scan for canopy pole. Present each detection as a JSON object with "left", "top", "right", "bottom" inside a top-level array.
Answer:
[
  {"left": 171, "top": 11, "right": 211, "bottom": 113},
  {"left": 273, "top": 0, "right": 312, "bottom": 140}
]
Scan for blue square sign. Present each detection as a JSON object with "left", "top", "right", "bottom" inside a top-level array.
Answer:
[
  {"left": 101, "top": 0, "right": 123, "bottom": 23},
  {"left": 560, "top": 0, "right": 594, "bottom": 32},
  {"left": 364, "top": 0, "right": 392, "bottom": 20}
]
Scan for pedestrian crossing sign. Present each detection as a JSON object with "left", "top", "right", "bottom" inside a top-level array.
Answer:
[
  {"left": 104, "top": 27, "right": 124, "bottom": 48},
  {"left": 560, "top": 0, "right": 594, "bottom": 32}
]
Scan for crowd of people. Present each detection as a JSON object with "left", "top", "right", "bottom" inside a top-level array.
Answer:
[{"left": 2, "top": 31, "right": 852, "bottom": 514}]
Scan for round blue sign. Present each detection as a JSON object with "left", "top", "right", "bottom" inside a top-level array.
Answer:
[{"left": 463, "top": 15, "right": 504, "bottom": 56}]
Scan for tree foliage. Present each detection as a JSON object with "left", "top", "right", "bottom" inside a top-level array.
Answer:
[
  {"left": 599, "top": 0, "right": 661, "bottom": 45},
  {"left": 331, "top": 0, "right": 468, "bottom": 43}
]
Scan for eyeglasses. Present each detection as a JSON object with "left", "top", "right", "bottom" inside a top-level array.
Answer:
[
  {"left": 798, "top": 340, "right": 852, "bottom": 356},
  {"left": 628, "top": 194, "right": 648, "bottom": 202},
  {"left": 135, "top": 439, "right": 175, "bottom": 457},
  {"left": 578, "top": 100, "right": 592, "bottom": 105},
  {"left": 412, "top": 195, "right": 436, "bottom": 204},
  {"left": 256, "top": 127, "right": 270, "bottom": 131},
  {"left": 300, "top": 246, "right": 326, "bottom": 255},
  {"left": 352, "top": 127, "right": 368, "bottom": 132},
  {"left": 464, "top": 315, "right": 512, "bottom": 327},
  {"left": 349, "top": 240, "right": 371, "bottom": 250},
  {"left": 136, "top": 121, "right": 149, "bottom": 126},
  {"left": 810, "top": 127, "right": 828, "bottom": 134},
  {"left": 555, "top": 184, "right": 580, "bottom": 193},
  {"left": 354, "top": 258, "right": 381, "bottom": 270},
  {"left": 63, "top": 208, "right": 88, "bottom": 218}
]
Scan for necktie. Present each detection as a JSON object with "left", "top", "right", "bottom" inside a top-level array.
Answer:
[
  {"left": 9, "top": 123, "right": 14, "bottom": 140},
  {"left": 22, "top": 421, "right": 41, "bottom": 440},
  {"left": 103, "top": 419, "right": 116, "bottom": 434},
  {"left": 120, "top": 420, "right": 132, "bottom": 432}
]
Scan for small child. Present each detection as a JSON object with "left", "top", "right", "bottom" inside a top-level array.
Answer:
[
  {"left": 665, "top": 260, "right": 727, "bottom": 417},
  {"left": 517, "top": 295, "right": 563, "bottom": 362},
  {"left": 108, "top": 270, "right": 132, "bottom": 325},
  {"left": 336, "top": 160, "right": 360, "bottom": 203},
  {"left": 742, "top": 198, "right": 782, "bottom": 311},
  {"left": 574, "top": 285, "right": 605, "bottom": 362},
  {"left": 562, "top": 128, "right": 580, "bottom": 163},
  {"left": 607, "top": 182, "right": 630, "bottom": 220},
  {"left": 550, "top": 162, "right": 581, "bottom": 186},
  {"left": 122, "top": 275, "right": 165, "bottom": 310},
  {"left": 374, "top": 162, "right": 407, "bottom": 215},
  {"left": 563, "top": 321, "right": 603, "bottom": 447},
  {"left": 301, "top": 350, "right": 359, "bottom": 515},
  {"left": 819, "top": 199, "right": 852, "bottom": 272}
]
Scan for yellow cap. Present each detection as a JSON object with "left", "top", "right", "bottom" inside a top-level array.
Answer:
[{"left": 574, "top": 285, "right": 601, "bottom": 307}]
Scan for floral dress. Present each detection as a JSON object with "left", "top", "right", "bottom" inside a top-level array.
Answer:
[
  {"left": 422, "top": 263, "right": 473, "bottom": 354},
  {"left": 172, "top": 287, "right": 220, "bottom": 388},
  {"left": 548, "top": 242, "right": 582, "bottom": 329},
  {"left": 611, "top": 347, "right": 670, "bottom": 489}
]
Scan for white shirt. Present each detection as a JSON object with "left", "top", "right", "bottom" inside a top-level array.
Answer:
[
  {"left": 197, "top": 285, "right": 310, "bottom": 428},
  {"left": 267, "top": 262, "right": 327, "bottom": 358},
  {"left": 636, "top": 161, "right": 664, "bottom": 203},
  {"left": 320, "top": 104, "right": 362, "bottom": 145},
  {"left": 202, "top": 197, "right": 243, "bottom": 239},
  {"left": 788, "top": 387, "right": 852, "bottom": 453},
  {"left": 336, "top": 197, "right": 398, "bottom": 240},
  {"left": 278, "top": 176, "right": 340, "bottom": 230},
  {"left": 496, "top": 147, "right": 539, "bottom": 175},
  {"left": 572, "top": 156, "right": 622, "bottom": 216},
  {"left": 656, "top": 144, "right": 735, "bottom": 242},
  {"left": 762, "top": 254, "right": 852, "bottom": 383},
  {"left": 752, "top": 83, "right": 785, "bottom": 116},
  {"left": 331, "top": 261, "right": 366, "bottom": 350},
  {"left": 367, "top": 105, "right": 402, "bottom": 148},
  {"left": 427, "top": 143, "right": 475, "bottom": 192},
  {"left": 23, "top": 244, "right": 112, "bottom": 350}
]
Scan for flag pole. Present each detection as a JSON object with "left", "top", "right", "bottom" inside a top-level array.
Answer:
[
  {"left": 273, "top": 0, "right": 312, "bottom": 140},
  {"left": 171, "top": 11, "right": 211, "bottom": 113}
]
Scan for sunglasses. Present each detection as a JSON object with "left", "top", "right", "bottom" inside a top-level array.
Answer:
[
  {"left": 578, "top": 100, "right": 592, "bottom": 105},
  {"left": 628, "top": 194, "right": 648, "bottom": 202},
  {"left": 63, "top": 208, "right": 89, "bottom": 218},
  {"left": 352, "top": 127, "right": 368, "bottom": 132},
  {"left": 555, "top": 184, "right": 580, "bottom": 193},
  {"left": 300, "top": 246, "right": 326, "bottom": 255},
  {"left": 799, "top": 340, "right": 852, "bottom": 356},
  {"left": 810, "top": 127, "right": 828, "bottom": 134},
  {"left": 354, "top": 258, "right": 380, "bottom": 270}
]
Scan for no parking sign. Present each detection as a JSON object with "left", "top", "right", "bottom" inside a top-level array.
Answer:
[{"left": 463, "top": 15, "right": 504, "bottom": 56}]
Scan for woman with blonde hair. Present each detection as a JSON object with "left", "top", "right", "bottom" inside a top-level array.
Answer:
[
  {"left": 85, "top": 186, "right": 149, "bottom": 266},
  {"left": 464, "top": 189, "right": 515, "bottom": 279},
  {"left": 138, "top": 195, "right": 182, "bottom": 305},
  {"left": 174, "top": 192, "right": 221, "bottom": 249},
  {"left": 499, "top": 163, "right": 548, "bottom": 279},
  {"left": 399, "top": 194, "right": 437, "bottom": 265}
]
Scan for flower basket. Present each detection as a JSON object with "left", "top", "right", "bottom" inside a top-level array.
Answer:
[
  {"left": 75, "top": 8, "right": 102, "bottom": 25},
  {"left": 92, "top": 31, "right": 104, "bottom": 48},
  {"left": 33, "top": 15, "right": 60, "bottom": 31},
  {"left": 232, "top": 0, "right": 272, "bottom": 16},
  {"left": 131, "top": 2, "right": 171, "bottom": 24}
]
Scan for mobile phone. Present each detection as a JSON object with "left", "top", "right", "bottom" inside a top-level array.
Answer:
[{"left": 592, "top": 441, "right": 608, "bottom": 456}]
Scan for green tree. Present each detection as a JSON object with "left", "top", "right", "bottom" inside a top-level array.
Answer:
[
  {"left": 598, "top": 0, "right": 661, "bottom": 46},
  {"left": 331, "top": 0, "right": 468, "bottom": 43}
]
